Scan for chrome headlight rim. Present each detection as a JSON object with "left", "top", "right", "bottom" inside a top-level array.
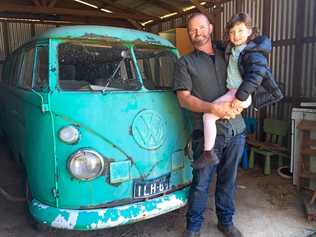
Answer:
[
  {"left": 67, "top": 149, "right": 105, "bottom": 181},
  {"left": 58, "top": 125, "right": 80, "bottom": 144}
]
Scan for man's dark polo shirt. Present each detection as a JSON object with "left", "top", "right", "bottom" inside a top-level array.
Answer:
[{"left": 173, "top": 46, "right": 245, "bottom": 136}]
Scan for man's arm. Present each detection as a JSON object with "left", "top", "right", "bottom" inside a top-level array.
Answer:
[{"left": 176, "top": 90, "right": 242, "bottom": 118}]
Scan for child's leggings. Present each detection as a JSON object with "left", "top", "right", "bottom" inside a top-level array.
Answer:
[{"left": 203, "top": 89, "right": 252, "bottom": 151}]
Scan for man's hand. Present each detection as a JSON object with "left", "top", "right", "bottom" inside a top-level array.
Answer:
[
  {"left": 175, "top": 90, "right": 243, "bottom": 118},
  {"left": 231, "top": 98, "right": 243, "bottom": 109},
  {"left": 210, "top": 101, "right": 243, "bottom": 119}
]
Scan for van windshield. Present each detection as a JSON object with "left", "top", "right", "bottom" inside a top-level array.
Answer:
[
  {"left": 58, "top": 42, "right": 141, "bottom": 91},
  {"left": 134, "top": 48, "right": 177, "bottom": 90}
]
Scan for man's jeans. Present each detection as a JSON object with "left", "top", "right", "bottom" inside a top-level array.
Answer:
[{"left": 186, "top": 130, "right": 245, "bottom": 232}]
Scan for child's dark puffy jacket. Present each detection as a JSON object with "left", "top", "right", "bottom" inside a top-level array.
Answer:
[{"left": 225, "top": 35, "right": 284, "bottom": 110}]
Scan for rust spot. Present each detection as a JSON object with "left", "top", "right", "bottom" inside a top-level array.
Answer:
[{"left": 82, "top": 33, "right": 121, "bottom": 41}]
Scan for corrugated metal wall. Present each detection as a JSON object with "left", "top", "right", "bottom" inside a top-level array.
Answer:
[
  {"left": 220, "top": 1, "right": 236, "bottom": 39},
  {"left": 0, "top": 22, "right": 55, "bottom": 81},
  {"left": 0, "top": 24, "right": 5, "bottom": 61},
  {"left": 238, "top": 0, "right": 264, "bottom": 34},
  {"left": 302, "top": 42, "right": 316, "bottom": 98},
  {"left": 266, "top": 0, "right": 297, "bottom": 119},
  {"left": 0, "top": 22, "right": 56, "bottom": 59},
  {"left": 34, "top": 24, "right": 56, "bottom": 35},
  {"left": 7, "top": 23, "right": 32, "bottom": 53},
  {"left": 302, "top": 0, "right": 316, "bottom": 98}
]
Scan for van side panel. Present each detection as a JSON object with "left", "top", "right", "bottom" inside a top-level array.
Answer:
[{"left": 0, "top": 87, "right": 56, "bottom": 205}]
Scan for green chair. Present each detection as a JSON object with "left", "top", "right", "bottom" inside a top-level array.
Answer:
[{"left": 248, "top": 118, "right": 289, "bottom": 175}]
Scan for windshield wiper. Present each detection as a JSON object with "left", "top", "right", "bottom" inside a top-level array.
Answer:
[{"left": 102, "top": 50, "right": 129, "bottom": 93}]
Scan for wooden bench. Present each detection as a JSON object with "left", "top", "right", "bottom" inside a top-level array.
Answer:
[{"left": 248, "top": 118, "right": 289, "bottom": 175}]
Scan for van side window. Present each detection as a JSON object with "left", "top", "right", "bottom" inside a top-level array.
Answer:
[
  {"left": 33, "top": 46, "right": 48, "bottom": 91},
  {"left": 19, "top": 48, "right": 35, "bottom": 90},
  {"left": 10, "top": 53, "right": 23, "bottom": 86},
  {"left": 134, "top": 48, "right": 177, "bottom": 90}
]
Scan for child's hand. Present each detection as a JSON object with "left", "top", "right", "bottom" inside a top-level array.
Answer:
[{"left": 231, "top": 99, "right": 243, "bottom": 109}]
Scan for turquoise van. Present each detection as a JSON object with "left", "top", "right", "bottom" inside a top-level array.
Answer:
[{"left": 0, "top": 26, "right": 192, "bottom": 230}]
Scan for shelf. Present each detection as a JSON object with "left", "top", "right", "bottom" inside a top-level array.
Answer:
[
  {"left": 247, "top": 140, "right": 288, "bottom": 152},
  {"left": 301, "top": 148, "right": 316, "bottom": 156},
  {"left": 305, "top": 139, "right": 316, "bottom": 146},
  {"left": 297, "top": 119, "right": 316, "bottom": 197},
  {"left": 297, "top": 120, "right": 316, "bottom": 131}
]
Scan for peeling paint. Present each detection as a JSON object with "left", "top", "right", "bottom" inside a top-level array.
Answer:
[
  {"left": 90, "top": 216, "right": 127, "bottom": 229},
  {"left": 33, "top": 201, "right": 49, "bottom": 209},
  {"left": 97, "top": 210, "right": 106, "bottom": 218},
  {"left": 89, "top": 196, "right": 185, "bottom": 229},
  {"left": 37, "top": 26, "right": 174, "bottom": 48},
  {"left": 156, "top": 195, "right": 184, "bottom": 210},
  {"left": 51, "top": 211, "right": 79, "bottom": 229},
  {"left": 29, "top": 187, "right": 189, "bottom": 230}
]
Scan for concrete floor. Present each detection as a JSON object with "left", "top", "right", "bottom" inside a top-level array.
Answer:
[{"left": 0, "top": 143, "right": 315, "bottom": 237}]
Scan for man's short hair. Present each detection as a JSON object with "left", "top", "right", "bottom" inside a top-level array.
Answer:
[{"left": 187, "top": 13, "right": 212, "bottom": 26}]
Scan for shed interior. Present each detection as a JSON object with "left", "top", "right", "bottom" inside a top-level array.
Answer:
[{"left": 0, "top": 0, "right": 315, "bottom": 232}]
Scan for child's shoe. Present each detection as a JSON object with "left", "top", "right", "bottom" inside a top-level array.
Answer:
[{"left": 192, "top": 149, "right": 219, "bottom": 169}]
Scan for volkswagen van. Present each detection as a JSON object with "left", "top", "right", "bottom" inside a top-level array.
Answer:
[{"left": 0, "top": 26, "right": 192, "bottom": 230}]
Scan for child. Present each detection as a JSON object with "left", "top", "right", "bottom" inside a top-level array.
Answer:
[{"left": 192, "top": 12, "right": 283, "bottom": 169}]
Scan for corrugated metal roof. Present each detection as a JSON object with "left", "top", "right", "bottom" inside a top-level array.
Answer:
[{"left": 0, "top": 0, "right": 219, "bottom": 29}]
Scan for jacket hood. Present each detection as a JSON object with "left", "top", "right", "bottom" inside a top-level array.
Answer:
[{"left": 246, "top": 35, "right": 272, "bottom": 53}]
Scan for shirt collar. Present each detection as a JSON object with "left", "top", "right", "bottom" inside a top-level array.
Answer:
[
  {"left": 231, "top": 44, "right": 247, "bottom": 57},
  {"left": 194, "top": 45, "right": 217, "bottom": 57}
]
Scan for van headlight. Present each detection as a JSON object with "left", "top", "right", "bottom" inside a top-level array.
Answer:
[
  {"left": 68, "top": 149, "right": 104, "bottom": 180},
  {"left": 59, "top": 125, "right": 80, "bottom": 144}
]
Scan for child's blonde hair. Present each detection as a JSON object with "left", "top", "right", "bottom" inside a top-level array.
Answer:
[{"left": 225, "top": 12, "right": 259, "bottom": 44}]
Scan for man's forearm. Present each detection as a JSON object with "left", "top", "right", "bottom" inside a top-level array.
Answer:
[
  {"left": 176, "top": 90, "right": 241, "bottom": 118},
  {"left": 177, "top": 91, "right": 214, "bottom": 113}
]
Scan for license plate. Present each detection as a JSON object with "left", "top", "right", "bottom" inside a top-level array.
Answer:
[{"left": 134, "top": 174, "right": 171, "bottom": 198}]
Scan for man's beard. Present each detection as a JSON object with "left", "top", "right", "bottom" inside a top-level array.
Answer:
[{"left": 191, "top": 36, "right": 210, "bottom": 47}]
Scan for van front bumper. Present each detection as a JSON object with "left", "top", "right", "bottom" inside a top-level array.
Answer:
[{"left": 29, "top": 187, "right": 189, "bottom": 230}]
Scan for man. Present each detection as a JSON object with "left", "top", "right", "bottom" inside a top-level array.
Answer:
[{"left": 173, "top": 13, "right": 245, "bottom": 237}]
